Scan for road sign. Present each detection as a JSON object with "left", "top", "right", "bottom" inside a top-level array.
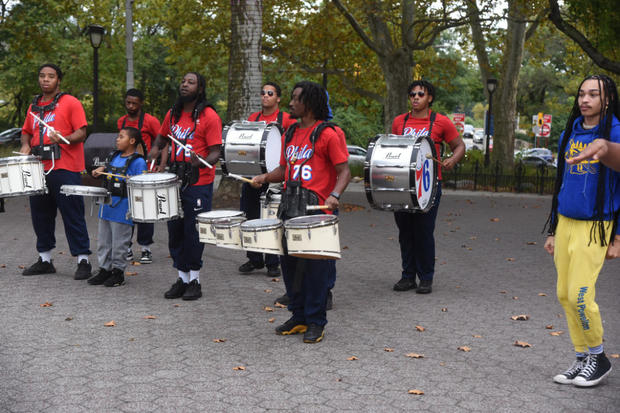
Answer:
[
  {"left": 540, "top": 123, "right": 551, "bottom": 137},
  {"left": 452, "top": 113, "right": 465, "bottom": 134}
]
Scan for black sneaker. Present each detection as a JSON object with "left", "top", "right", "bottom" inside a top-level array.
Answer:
[
  {"left": 164, "top": 278, "right": 188, "bottom": 299},
  {"left": 74, "top": 259, "right": 92, "bottom": 280},
  {"left": 303, "top": 323, "right": 325, "bottom": 343},
  {"left": 22, "top": 258, "right": 56, "bottom": 276},
  {"left": 573, "top": 353, "right": 612, "bottom": 387},
  {"left": 238, "top": 260, "right": 264, "bottom": 273},
  {"left": 553, "top": 357, "right": 586, "bottom": 384},
  {"left": 126, "top": 249, "right": 134, "bottom": 261},
  {"left": 182, "top": 280, "right": 202, "bottom": 300},
  {"left": 274, "top": 293, "right": 290, "bottom": 306},
  {"left": 88, "top": 268, "right": 112, "bottom": 285},
  {"left": 139, "top": 250, "right": 153, "bottom": 264},
  {"left": 393, "top": 277, "right": 417, "bottom": 291},
  {"left": 326, "top": 290, "right": 333, "bottom": 311},
  {"left": 267, "top": 266, "right": 281, "bottom": 277},
  {"left": 416, "top": 279, "right": 433, "bottom": 294},
  {"left": 104, "top": 268, "right": 125, "bottom": 287},
  {"left": 275, "top": 317, "right": 307, "bottom": 335}
]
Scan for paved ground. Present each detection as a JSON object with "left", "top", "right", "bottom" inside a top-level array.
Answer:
[{"left": 1, "top": 181, "right": 619, "bottom": 412}]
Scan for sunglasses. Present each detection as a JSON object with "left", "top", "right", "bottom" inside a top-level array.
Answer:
[
  {"left": 409, "top": 91, "right": 425, "bottom": 98},
  {"left": 261, "top": 90, "right": 275, "bottom": 97}
]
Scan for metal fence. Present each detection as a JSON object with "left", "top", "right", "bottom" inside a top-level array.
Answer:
[{"left": 442, "top": 160, "right": 557, "bottom": 195}]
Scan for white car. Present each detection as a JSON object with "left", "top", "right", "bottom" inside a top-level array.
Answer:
[{"left": 347, "top": 145, "right": 367, "bottom": 169}]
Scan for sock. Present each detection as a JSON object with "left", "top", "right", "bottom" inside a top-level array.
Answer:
[
  {"left": 77, "top": 254, "right": 89, "bottom": 264},
  {"left": 576, "top": 352, "right": 588, "bottom": 359},
  {"left": 141, "top": 245, "right": 151, "bottom": 252},
  {"left": 189, "top": 270, "right": 200, "bottom": 283},
  {"left": 588, "top": 344, "right": 603, "bottom": 355},
  {"left": 39, "top": 251, "right": 52, "bottom": 263},
  {"left": 178, "top": 270, "right": 189, "bottom": 283}
]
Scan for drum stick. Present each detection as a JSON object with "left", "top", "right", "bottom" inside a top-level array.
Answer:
[
  {"left": 12, "top": 151, "right": 29, "bottom": 156},
  {"left": 149, "top": 159, "right": 155, "bottom": 171},
  {"left": 98, "top": 171, "right": 128, "bottom": 179},
  {"left": 167, "top": 134, "right": 213, "bottom": 169},
  {"left": 29, "top": 112, "right": 71, "bottom": 145},
  {"left": 425, "top": 153, "right": 443, "bottom": 164},
  {"left": 227, "top": 173, "right": 256, "bottom": 185},
  {"left": 307, "top": 205, "right": 330, "bottom": 210}
]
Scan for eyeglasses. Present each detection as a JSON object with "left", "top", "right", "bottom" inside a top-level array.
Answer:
[
  {"left": 409, "top": 91, "right": 425, "bottom": 98},
  {"left": 261, "top": 90, "right": 275, "bottom": 97}
]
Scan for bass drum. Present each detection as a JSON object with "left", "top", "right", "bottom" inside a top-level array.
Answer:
[
  {"left": 364, "top": 134, "right": 438, "bottom": 213},
  {"left": 220, "top": 121, "right": 283, "bottom": 177}
]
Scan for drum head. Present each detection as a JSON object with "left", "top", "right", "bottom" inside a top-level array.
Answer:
[
  {"left": 213, "top": 216, "right": 246, "bottom": 228},
  {"left": 197, "top": 210, "right": 244, "bottom": 223},
  {"left": 241, "top": 218, "right": 282, "bottom": 230},
  {"left": 129, "top": 172, "right": 177, "bottom": 184},
  {"left": 264, "top": 126, "right": 282, "bottom": 172},
  {"left": 285, "top": 214, "right": 337, "bottom": 228},
  {"left": 414, "top": 137, "right": 436, "bottom": 210}
]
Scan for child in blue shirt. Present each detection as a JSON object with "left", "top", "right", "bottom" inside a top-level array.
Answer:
[{"left": 88, "top": 127, "right": 147, "bottom": 287}]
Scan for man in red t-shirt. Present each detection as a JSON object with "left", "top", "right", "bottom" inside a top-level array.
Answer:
[
  {"left": 391, "top": 80, "right": 465, "bottom": 294},
  {"left": 148, "top": 72, "right": 222, "bottom": 301},
  {"left": 117, "top": 88, "right": 163, "bottom": 264},
  {"left": 19, "top": 63, "right": 92, "bottom": 280},
  {"left": 238, "top": 82, "right": 297, "bottom": 277},
  {"left": 254, "top": 81, "right": 351, "bottom": 343}
]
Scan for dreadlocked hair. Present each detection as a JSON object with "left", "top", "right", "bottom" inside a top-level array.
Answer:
[
  {"left": 171, "top": 72, "right": 213, "bottom": 124},
  {"left": 544, "top": 74, "right": 620, "bottom": 246},
  {"left": 292, "top": 81, "right": 329, "bottom": 121}
]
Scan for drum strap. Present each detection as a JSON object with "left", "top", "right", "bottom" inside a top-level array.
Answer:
[
  {"left": 403, "top": 111, "right": 441, "bottom": 156},
  {"left": 31, "top": 92, "right": 67, "bottom": 159},
  {"left": 121, "top": 111, "right": 145, "bottom": 132},
  {"left": 253, "top": 111, "right": 283, "bottom": 125},
  {"left": 104, "top": 151, "right": 143, "bottom": 198}
]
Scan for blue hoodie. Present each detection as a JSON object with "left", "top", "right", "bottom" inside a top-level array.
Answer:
[{"left": 557, "top": 115, "right": 620, "bottom": 234}]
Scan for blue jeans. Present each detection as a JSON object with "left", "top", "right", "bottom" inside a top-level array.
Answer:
[
  {"left": 168, "top": 184, "right": 213, "bottom": 272},
  {"left": 393, "top": 182, "right": 442, "bottom": 281},
  {"left": 29, "top": 169, "right": 91, "bottom": 256},
  {"left": 240, "top": 182, "right": 279, "bottom": 268}
]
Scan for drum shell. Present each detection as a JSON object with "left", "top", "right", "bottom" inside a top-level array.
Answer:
[
  {"left": 60, "top": 185, "right": 110, "bottom": 204},
  {"left": 221, "top": 121, "right": 282, "bottom": 177},
  {"left": 284, "top": 215, "right": 340, "bottom": 260},
  {"left": 196, "top": 210, "right": 245, "bottom": 245},
  {"left": 213, "top": 217, "right": 247, "bottom": 250},
  {"left": 260, "top": 193, "right": 281, "bottom": 219},
  {"left": 240, "top": 219, "right": 284, "bottom": 255},
  {"left": 127, "top": 173, "right": 180, "bottom": 222},
  {"left": 0, "top": 156, "right": 46, "bottom": 198}
]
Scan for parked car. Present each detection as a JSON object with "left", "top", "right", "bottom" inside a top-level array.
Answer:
[
  {"left": 347, "top": 145, "right": 367, "bottom": 166},
  {"left": 0, "top": 128, "right": 21, "bottom": 145},
  {"left": 515, "top": 147, "right": 554, "bottom": 163},
  {"left": 520, "top": 155, "right": 556, "bottom": 168}
]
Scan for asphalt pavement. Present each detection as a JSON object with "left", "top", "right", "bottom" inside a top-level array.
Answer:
[{"left": 1, "top": 181, "right": 618, "bottom": 412}]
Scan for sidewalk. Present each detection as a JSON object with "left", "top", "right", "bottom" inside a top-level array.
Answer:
[{"left": 0, "top": 188, "right": 618, "bottom": 412}]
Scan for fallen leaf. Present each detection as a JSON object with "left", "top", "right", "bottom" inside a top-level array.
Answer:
[
  {"left": 511, "top": 314, "right": 530, "bottom": 321},
  {"left": 506, "top": 257, "right": 515, "bottom": 262},
  {"left": 387, "top": 237, "right": 394, "bottom": 240},
  {"left": 0, "top": 264, "right": 6, "bottom": 268},
  {"left": 143, "top": 315, "right": 157, "bottom": 319},
  {"left": 58, "top": 251, "right": 64, "bottom": 255},
  {"left": 131, "top": 261, "right": 141, "bottom": 266},
  {"left": 268, "top": 318, "right": 275, "bottom": 323},
  {"left": 527, "top": 241, "right": 537, "bottom": 245},
  {"left": 274, "top": 302, "right": 286, "bottom": 309},
  {"left": 18, "top": 265, "right": 25, "bottom": 269},
  {"left": 457, "top": 346, "right": 471, "bottom": 352},
  {"left": 39, "top": 302, "right": 53, "bottom": 307},
  {"left": 233, "top": 366, "right": 246, "bottom": 371},
  {"left": 104, "top": 321, "right": 116, "bottom": 327},
  {"left": 514, "top": 340, "right": 532, "bottom": 348},
  {"left": 128, "top": 338, "right": 135, "bottom": 342},
  {"left": 439, "top": 362, "right": 446, "bottom": 366},
  {"left": 213, "top": 338, "right": 227, "bottom": 343},
  {"left": 65, "top": 316, "right": 73, "bottom": 321},
  {"left": 173, "top": 304, "right": 181, "bottom": 307},
  {"left": 405, "top": 353, "right": 424, "bottom": 358},
  {"left": 125, "top": 271, "right": 138, "bottom": 276},
  {"left": 347, "top": 356, "right": 359, "bottom": 361},
  {"left": 538, "top": 292, "right": 547, "bottom": 296},
  {"left": 336, "top": 378, "right": 342, "bottom": 382},
  {"left": 384, "top": 348, "right": 394, "bottom": 352},
  {"left": 472, "top": 334, "right": 482, "bottom": 338},
  {"left": 342, "top": 245, "right": 349, "bottom": 249},
  {"left": 369, "top": 223, "right": 375, "bottom": 227},
  {"left": 550, "top": 331, "right": 564, "bottom": 336},
  {"left": 513, "top": 296, "right": 519, "bottom": 300},
  {"left": 499, "top": 290, "right": 507, "bottom": 294},
  {"left": 408, "top": 389, "right": 424, "bottom": 395},
  {"left": 441, "top": 308, "right": 448, "bottom": 312},
  {"left": 490, "top": 218, "right": 500, "bottom": 222},
  {"left": 264, "top": 289, "right": 272, "bottom": 293},
  {"left": 545, "top": 325, "right": 553, "bottom": 329},
  {"left": 263, "top": 306, "right": 274, "bottom": 312},
  {"left": 271, "top": 278, "right": 280, "bottom": 282},
  {"left": 495, "top": 238, "right": 500, "bottom": 241},
  {"left": 415, "top": 325, "right": 425, "bottom": 332},
  {"left": 469, "top": 236, "right": 477, "bottom": 240},
  {"left": 610, "top": 354, "right": 619, "bottom": 359}
]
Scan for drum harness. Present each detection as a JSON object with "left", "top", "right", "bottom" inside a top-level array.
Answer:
[
  {"left": 102, "top": 151, "right": 144, "bottom": 207},
  {"left": 252, "top": 111, "right": 284, "bottom": 195},
  {"left": 279, "top": 121, "right": 337, "bottom": 293},
  {"left": 169, "top": 111, "right": 201, "bottom": 190},
  {"left": 403, "top": 111, "right": 440, "bottom": 156},
  {"left": 30, "top": 92, "right": 67, "bottom": 174}
]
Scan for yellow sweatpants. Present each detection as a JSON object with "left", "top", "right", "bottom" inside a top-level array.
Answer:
[{"left": 554, "top": 215, "right": 609, "bottom": 353}]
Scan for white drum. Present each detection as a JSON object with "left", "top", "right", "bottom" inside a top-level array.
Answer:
[
  {"left": 196, "top": 210, "right": 245, "bottom": 245},
  {"left": 260, "top": 192, "right": 281, "bottom": 219},
  {"left": 241, "top": 218, "right": 284, "bottom": 255},
  {"left": 364, "top": 134, "right": 438, "bottom": 212},
  {"left": 221, "top": 121, "right": 282, "bottom": 177},
  {"left": 284, "top": 215, "right": 340, "bottom": 260},
  {"left": 61, "top": 185, "right": 110, "bottom": 203},
  {"left": 127, "top": 173, "right": 180, "bottom": 222},
  {"left": 213, "top": 216, "right": 247, "bottom": 250},
  {"left": 0, "top": 155, "right": 46, "bottom": 198}
]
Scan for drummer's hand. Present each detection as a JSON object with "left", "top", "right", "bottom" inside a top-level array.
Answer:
[
  {"left": 152, "top": 163, "right": 166, "bottom": 173},
  {"left": 147, "top": 147, "right": 161, "bottom": 164},
  {"left": 441, "top": 156, "right": 458, "bottom": 171},
  {"left": 325, "top": 195, "right": 339, "bottom": 211},
  {"left": 19, "top": 144, "right": 31, "bottom": 155},
  {"left": 252, "top": 174, "right": 267, "bottom": 186},
  {"left": 92, "top": 166, "right": 105, "bottom": 178},
  {"left": 48, "top": 129, "right": 64, "bottom": 144},
  {"left": 190, "top": 153, "right": 206, "bottom": 168}
]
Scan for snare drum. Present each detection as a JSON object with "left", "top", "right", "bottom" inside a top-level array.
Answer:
[
  {"left": 213, "top": 216, "right": 247, "bottom": 250},
  {"left": 284, "top": 215, "right": 340, "bottom": 260},
  {"left": 196, "top": 210, "right": 245, "bottom": 245},
  {"left": 260, "top": 192, "right": 281, "bottom": 219},
  {"left": 60, "top": 185, "right": 110, "bottom": 203},
  {"left": 241, "top": 219, "right": 284, "bottom": 255},
  {"left": 0, "top": 156, "right": 46, "bottom": 198},
  {"left": 127, "top": 173, "right": 180, "bottom": 222},
  {"left": 364, "top": 134, "right": 438, "bottom": 212},
  {"left": 221, "top": 121, "right": 283, "bottom": 177}
]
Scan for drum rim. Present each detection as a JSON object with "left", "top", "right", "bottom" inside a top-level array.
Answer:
[
  {"left": 61, "top": 185, "right": 109, "bottom": 195},
  {"left": 240, "top": 218, "right": 282, "bottom": 230},
  {"left": 128, "top": 173, "right": 178, "bottom": 184},
  {"left": 197, "top": 210, "right": 244, "bottom": 222},
  {"left": 0, "top": 155, "right": 41, "bottom": 164},
  {"left": 213, "top": 216, "right": 247, "bottom": 228},
  {"left": 284, "top": 215, "right": 338, "bottom": 228}
]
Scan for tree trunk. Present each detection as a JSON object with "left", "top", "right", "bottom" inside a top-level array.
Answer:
[
  {"left": 215, "top": 0, "right": 263, "bottom": 209},
  {"left": 378, "top": 50, "right": 414, "bottom": 132}
]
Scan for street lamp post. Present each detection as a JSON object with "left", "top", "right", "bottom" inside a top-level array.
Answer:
[
  {"left": 484, "top": 78, "right": 497, "bottom": 167},
  {"left": 88, "top": 24, "right": 105, "bottom": 131}
]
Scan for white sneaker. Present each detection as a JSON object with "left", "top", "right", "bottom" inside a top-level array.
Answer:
[
  {"left": 553, "top": 357, "right": 585, "bottom": 384},
  {"left": 573, "top": 353, "right": 612, "bottom": 387}
]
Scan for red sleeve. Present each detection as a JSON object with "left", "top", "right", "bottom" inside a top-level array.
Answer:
[
  {"left": 159, "top": 111, "right": 172, "bottom": 137},
  {"left": 248, "top": 111, "right": 261, "bottom": 121},
  {"left": 116, "top": 116, "right": 125, "bottom": 131},
  {"left": 437, "top": 114, "right": 459, "bottom": 143},
  {"left": 68, "top": 96, "right": 88, "bottom": 131},
  {"left": 199, "top": 108, "right": 222, "bottom": 147},
  {"left": 146, "top": 114, "right": 161, "bottom": 137},
  {"left": 22, "top": 104, "right": 34, "bottom": 135},
  {"left": 281, "top": 112, "right": 297, "bottom": 131},
  {"left": 391, "top": 114, "right": 405, "bottom": 134},
  {"left": 324, "top": 127, "right": 349, "bottom": 165}
]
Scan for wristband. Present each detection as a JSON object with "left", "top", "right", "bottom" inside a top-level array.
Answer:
[{"left": 329, "top": 191, "right": 340, "bottom": 200}]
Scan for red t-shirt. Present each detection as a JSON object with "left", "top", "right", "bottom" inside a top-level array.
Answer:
[
  {"left": 22, "top": 94, "right": 88, "bottom": 172},
  {"left": 280, "top": 121, "right": 349, "bottom": 210},
  {"left": 159, "top": 107, "right": 222, "bottom": 186},
  {"left": 391, "top": 110, "right": 459, "bottom": 180},
  {"left": 117, "top": 112, "right": 161, "bottom": 152},
  {"left": 248, "top": 109, "right": 297, "bottom": 131}
]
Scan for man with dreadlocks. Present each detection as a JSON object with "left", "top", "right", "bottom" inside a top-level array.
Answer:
[
  {"left": 544, "top": 74, "right": 620, "bottom": 387},
  {"left": 148, "top": 72, "right": 222, "bottom": 301},
  {"left": 19, "top": 63, "right": 92, "bottom": 280},
  {"left": 253, "top": 81, "right": 350, "bottom": 343}
]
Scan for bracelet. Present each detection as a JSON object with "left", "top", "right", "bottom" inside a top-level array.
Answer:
[{"left": 329, "top": 191, "right": 340, "bottom": 200}]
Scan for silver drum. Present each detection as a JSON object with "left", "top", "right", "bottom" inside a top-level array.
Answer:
[
  {"left": 0, "top": 155, "right": 46, "bottom": 198},
  {"left": 221, "top": 121, "right": 283, "bottom": 177}
]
